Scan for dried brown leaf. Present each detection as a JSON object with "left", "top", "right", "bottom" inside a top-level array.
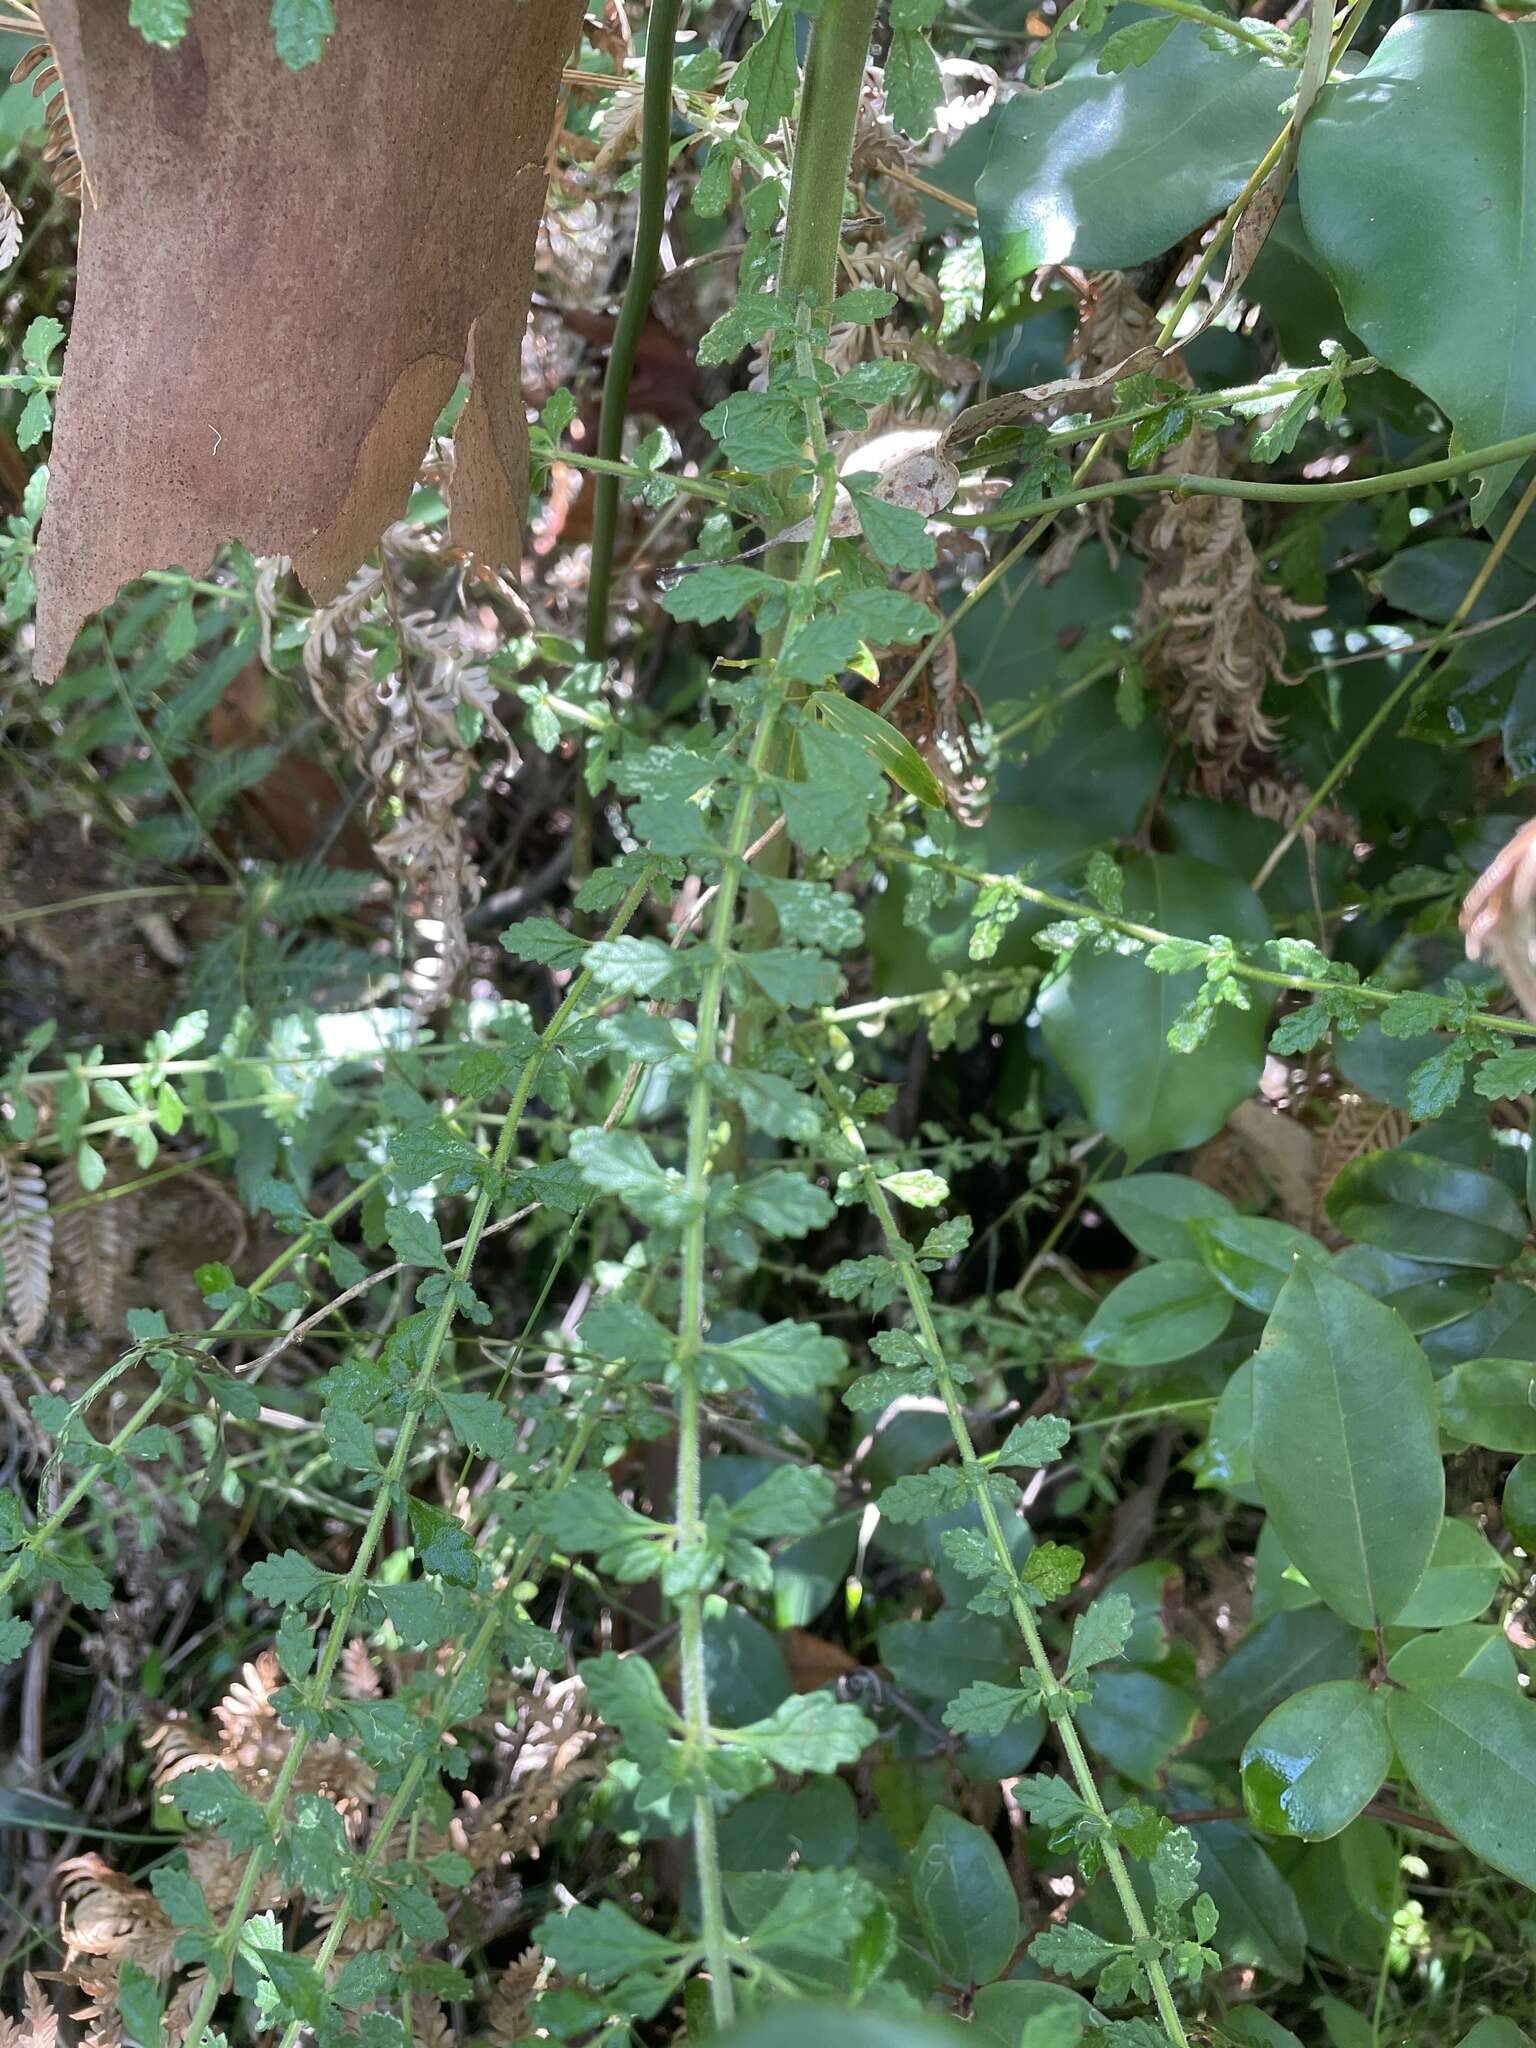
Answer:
[
  {"left": 47, "top": 1157, "right": 134, "bottom": 1332},
  {"left": 33, "top": 0, "right": 585, "bottom": 680},
  {"left": 0, "top": 1151, "right": 52, "bottom": 1343}
]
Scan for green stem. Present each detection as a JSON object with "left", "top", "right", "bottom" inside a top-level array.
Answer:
[
  {"left": 1132, "top": 0, "right": 1281, "bottom": 56},
  {"left": 177, "top": 870, "right": 656, "bottom": 2048},
  {"left": 0, "top": 1175, "right": 380, "bottom": 1608},
  {"left": 873, "top": 844, "right": 1536, "bottom": 1037},
  {"left": 967, "top": 424, "right": 1536, "bottom": 528},
  {"left": 584, "top": 0, "right": 682, "bottom": 663},
  {"left": 778, "top": 0, "right": 881, "bottom": 303},
  {"left": 793, "top": 1040, "right": 1191, "bottom": 2047},
  {"left": 673, "top": 442, "right": 844, "bottom": 2029}
]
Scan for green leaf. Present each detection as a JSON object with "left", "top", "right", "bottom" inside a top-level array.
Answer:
[
  {"left": 437, "top": 1389, "right": 517, "bottom": 1462},
  {"left": 1241, "top": 1682, "right": 1391, "bottom": 1841},
  {"left": 1393, "top": 1516, "right": 1502, "bottom": 1628},
  {"left": 730, "top": 2, "right": 798, "bottom": 140},
  {"left": 129, "top": 0, "right": 191, "bottom": 48},
  {"left": 993, "top": 1414, "right": 1072, "bottom": 1468},
  {"left": 702, "top": 390, "right": 807, "bottom": 472},
  {"left": 1039, "top": 855, "right": 1271, "bottom": 1168},
  {"left": 912, "top": 1806, "right": 1020, "bottom": 1985},
  {"left": 1195, "top": 1608, "right": 1363, "bottom": 1761},
  {"left": 1252, "top": 1266, "right": 1443, "bottom": 1630},
  {"left": 244, "top": 1549, "right": 331, "bottom": 1610},
  {"left": 884, "top": 27, "right": 946, "bottom": 140},
  {"left": 536, "top": 1898, "right": 687, "bottom": 1987},
  {"left": 811, "top": 690, "right": 947, "bottom": 807},
  {"left": 1439, "top": 1355, "right": 1536, "bottom": 1451},
  {"left": 710, "top": 1319, "right": 847, "bottom": 1397},
  {"left": 21, "top": 316, "right": 63, "bottom": 371},
  {"left": 1066, "top": 1593, "right": 1136, "bottom": 1685},
  {"left": 1075, "top": 1668, "right": 1197, "bottom": 1788},
  {"left": 1505, "top": 1455, "right": 1536, "bottom": 1546},
  {"left": 743, "top": 945, "right": 843, "bottom": 1009},
  {"left": 846, "top": 481, "right": 937, "bottom": 570},
  {"left": 118, "top": 1958, "right": 166, "bottom": 2048},
  {"left": 1096, "top": 15, "right": 1178, "bottom": 72},
  {"left": 1080, "top": 1259, "right": 1233, "bottom": 1367},
  {"left": 731, "top": 1690, "right": 877, "bottom": 1772},
  {"left": 1325, "top": 1149, "right": 1527, "bottom": 1267},
  {"left": 1299, "top": 14, "right": 1536, "bottom": 522},
  {"left": 385, "top": 1206, "right": 447, "bottom": 1270},
  {"left": 1185, "top": 1818, "right": 1307, "bottom": 1982},
  {"left": 270, "top": 0, "right": 335, "bottom": 70},
  {"left": 1094, "top": 1172, "right": 1235, "bottom": 1261},
  {"left": 406, "top": 1498, "right": 478, "bottom": 1590},
  {"left": 661, "top": 565, "right": 785, "bottom": 625},
  {"left": 1388, "top": 1623, "right": 1518, "bottom": 1692},
  {"left": 1388, "top": 1680, "right": 1536, "bottom": 1888},
  {"left": 977, "top": 25, "right": 1290, "bottom": 298},
  {"left": 1190, "top": 1214, "right": 1325, "bottom": 1314},
  {"left": 16, "top": 389, "right": 51, "bottom": 450},
  {"left": 0, "top": 1616, "right": 33, "bottom": 1665}
]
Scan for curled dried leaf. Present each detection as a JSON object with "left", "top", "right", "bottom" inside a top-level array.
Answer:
[{"left": 1463, "top": 816, "right": 1536, "bottom": 1020}]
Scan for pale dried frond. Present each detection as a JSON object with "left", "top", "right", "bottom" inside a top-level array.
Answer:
[
  {"left": 341, "top": 1637, "right": 382, "bottom": 1700},
  {"left": 9, "top": 28, "right": 88, "bottom": 203},
  {"left": 411, "top": 2000, "right": 454, "bottom": 2048},
  {"left": 488, "top": 1950, "right": 544, "bottom": 2043},
  {"left": 0, "top": 1972, "right": 60, "bottom": 2048},
  {"left": 58, "top": 1855, "right": 181, "bottom": 1981},
  {"left": 1317, "top": 1095, "right": 1412, "bottom": 1205},
  {"left": 47, "top": 1158, "right": 135, "bottom": 1332},
  {"left": 0, "top": 1151, "right": 52, "bottom": 1344},
  {"left": 0, "top": 181, "right": 20, "bottom": 271}
]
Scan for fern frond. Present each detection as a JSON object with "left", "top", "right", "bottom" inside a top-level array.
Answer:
[
  {"left": 0, "top": 1152, "right": 52, "bottom": 1344},
  {"left": 47, "top": 1159, "right": 134, "bottom": 1334}
]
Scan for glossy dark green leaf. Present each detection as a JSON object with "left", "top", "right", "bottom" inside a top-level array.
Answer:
[
  {"left": 1080, "top": 1259, "right": 1233, "bottom": 1367},
  {"left": 721, "top": 2010, "right": 961, "bottom": 2048},
  {"left": 1093, "top": 1171, "right": 1235, "bottom": 1261},
  {"left": 1331, "top": 1246, "right": 1493, "bottom": 1336},
  {"left": 1195, "top": 1608, "right": 1362, "bottom": 1761},
  {"left": 972, "top": 1980, "right": 1096, "bottom": 2047},
  {"left": 1439, "top": 1356, "right": 1536, "bottom": 1451},
  {"left": 978, "top": 26, "right": 1291, "bottom": 297},
  {"left": 1393, "top": 1516, "right": 1501, "bottom": 1628},
  {"left": 1191, "top": 1214, "right": 1325, "bottom": 1313},
  {"left": 1325, "top": 1149, "right": 1527, "bottom": 1268},
  {"left": 1241, "top": 1681, "right": 1390, "bottom": 1841},
  {"left": 1252, "top": 1267, "right": 1443, "bottom": 1630},
  {"left": 1075, "top": 1667, "right": 1198, "bottom": 1788},
  {"left": 911, "top": 1806, "right": 1020, "bottom": 1986},
  {"left": 1504, "top": 1454, "right": 1536, "bottom": 1546},
  {"left": 1388, "top": 1680, "right": 1536, "bottom": 1888},
  {"left": 1388, "top": 1623, "right": 1518, "bottom": 1692},
  {"left": 1040, "top": 855, "right": 1272, "bottom": 1168},
  {"left": 1455, "top": 2022, "right": 1534, "bottom": 2048},
  {"left": 1301, "top": 14, "right": 1536, "bottom": 523}
]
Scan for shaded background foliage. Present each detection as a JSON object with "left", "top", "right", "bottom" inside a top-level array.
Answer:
[{"left": 3, "top": 4, "right": 1536, "bottom": 2048}]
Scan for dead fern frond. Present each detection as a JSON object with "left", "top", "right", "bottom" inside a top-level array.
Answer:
[
  {"left": 1317, "top": 1094, "right": 1412, "bottom": 1204},
  {"left": 0, "top": 1151, "right": 52, "bottom": 1344},
  {"left": 47, "top": 1159, "right": 135, "bottom": 1332},
  {"left": 8, "top": 19, "right": 90, "bottom": 204},
  {"left": 0, "top": 1972, "right": 60, "bottom": 2048},
  {"left": 488, "top": 1951, "right": 544, "bottom": 2043}
]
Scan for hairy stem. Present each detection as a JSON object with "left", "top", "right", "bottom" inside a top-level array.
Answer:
[{"left": 778, "top": 0, "right": 881, "bottom": 303}]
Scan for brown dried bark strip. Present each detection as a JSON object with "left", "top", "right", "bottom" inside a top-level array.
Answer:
[{"left": 32, "top": 0, "right": 584, "bottom": 682}]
